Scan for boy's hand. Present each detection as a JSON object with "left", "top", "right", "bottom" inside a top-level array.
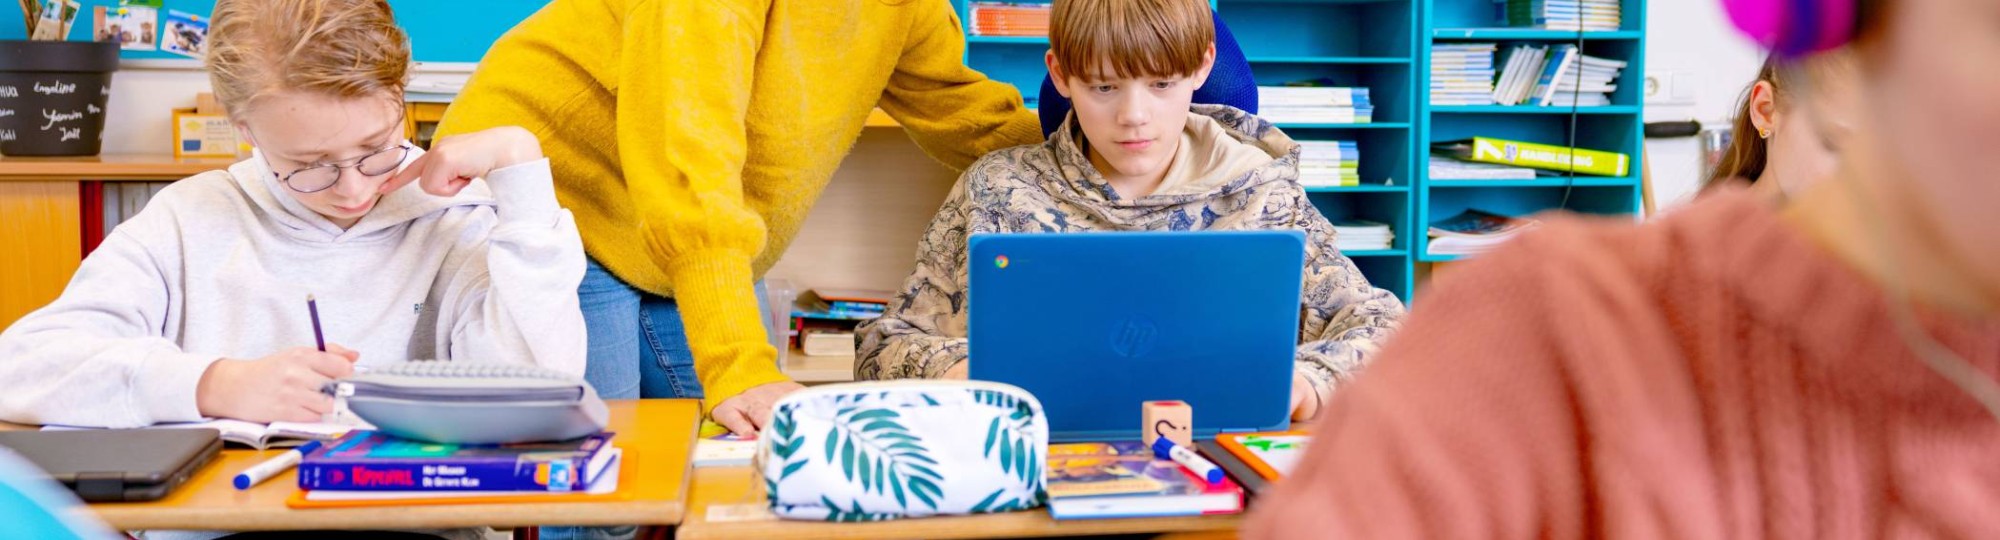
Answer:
[
  {"left": 1290, "top": 372, "right": 1322, "bottom": 422},
  {"left": 196, "top": 344, "right": 360, "bottom": 423},
  {"left": 710, "top": 380, "right": 807, "bottom": 437},
  {"left": 379, "top": 126, "right": 543, "bottom": 197}
]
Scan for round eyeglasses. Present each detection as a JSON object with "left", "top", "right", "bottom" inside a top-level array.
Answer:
[{"left": 273, "top": 144, "right": 413, "bottom": 193}]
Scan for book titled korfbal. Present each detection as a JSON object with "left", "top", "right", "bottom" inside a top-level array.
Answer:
[{"left": 297, "top": 431, "right": 617, "bottom": 492}]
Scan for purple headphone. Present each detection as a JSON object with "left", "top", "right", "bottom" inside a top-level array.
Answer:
[{"left": 1722, "top": 0, "right": 1866, "bottom": 57}]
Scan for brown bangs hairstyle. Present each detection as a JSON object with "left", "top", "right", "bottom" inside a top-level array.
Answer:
[
  {"left": 1049, "top": 0, "right": 1214, "bottom": 81},
  {"left": 204, "top": 0, "right": 411, "bottom": 119}
]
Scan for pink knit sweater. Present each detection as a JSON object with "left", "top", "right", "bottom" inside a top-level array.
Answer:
[{"left": 1245, "top": 191, "right": 2000, "bottom": 539}]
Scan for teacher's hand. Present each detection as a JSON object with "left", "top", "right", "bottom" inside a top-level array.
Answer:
[
  {"left": 379, "top": 126, "right": 543, "bottom": 197},
  {"left": 711, "top": 380, "right": 807, "bottom": 436}
]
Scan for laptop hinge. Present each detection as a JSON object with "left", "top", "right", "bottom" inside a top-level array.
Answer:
[{"left": 73, "top": 471, "right": 125, "bottom": 501}]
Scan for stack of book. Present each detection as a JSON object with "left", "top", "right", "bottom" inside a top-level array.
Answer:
[
  {"left": 295, "top": 431, "right": 621, "bottom": 503},
  {"left": 790, "top": 289, "right": 892, "bottom": 357},
  {"left": 1507, "top": 0, "right": 1622, "bottom": 31},
  {"left": 1258, "top": 85, "right": 1372, "bottom": 125},
  {"left": 1490, "top": 44, "right": 1628, "bottom": 107},
  {"left": 969, "top": 2, "right": 1051, "bottom": 37},
  {"left": 1427, "top": 209, "right": 1541, "bottom": 257},
  {"left": 1430, "top": 44, "right": 1499, "bottom": 106},
  {"left": 1428, "top": 154, "right": 1539, "bottom": 181},
  {"left": 1044, "top": 441, "right": 1243, "bottom": 520},
  {"left": 1332, "top": 220, "right": 1395, "bottom": 252},
  {"left": 1297, "top": 140, "right": 1361, "bottom": 187}
]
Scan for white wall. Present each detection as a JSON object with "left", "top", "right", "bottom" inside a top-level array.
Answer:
[
  {"left": 100, "top": 66, "right": 213, "bottom": 155},
  {"left": 1641, "top": 0, "right": 1766, "bottom": 211}
]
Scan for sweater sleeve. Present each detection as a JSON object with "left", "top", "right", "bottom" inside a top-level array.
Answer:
[
  {"left": 618, "top": 0, "right": 790, "bottom": 407},
  {"left": 0, "top": 216, "right": 216, "bottom": 428},
  {"left": 854, "top": 177, "right": 977, "bottom": 380},
  {"left": 1289, "top": 194, "right": 1407, "bottom": 412},
  {"left": 1242, "top": 240, "right": 1586, "bottom": 540},
  {"left": 878, "top": 0, "right": 1043, "bottom": 171},
  {"left": 436, "top": 159, "right": 589, "bottom": 378}
]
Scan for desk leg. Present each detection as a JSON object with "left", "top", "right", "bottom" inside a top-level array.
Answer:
[{"left": 0, "top": 181, "right": 81, "bottom": 330}]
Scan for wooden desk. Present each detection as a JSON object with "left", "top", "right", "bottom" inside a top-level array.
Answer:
[
  {"left": 0, "top": 399, "right": 700, "bottom": 531},
  {"left": 676, "top": 466, "right": 1243, "bottom": 540},
  {"left": 0, "top": 154, "right": 235, "bottom": 330}
]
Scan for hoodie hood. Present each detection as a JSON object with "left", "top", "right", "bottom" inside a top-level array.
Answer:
[
  {"left": 232, "top": 145, "right": 495, "bottom": 243},
  {"left": 1044, "top": 103, "right": 1301, "bottom": 209}
]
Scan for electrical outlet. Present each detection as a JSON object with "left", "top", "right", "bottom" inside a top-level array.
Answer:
[{"left": 1645, "top": 70, "right": 1698, "bottom": 106}]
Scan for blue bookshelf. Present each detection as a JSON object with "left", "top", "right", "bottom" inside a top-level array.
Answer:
[
  {"left": 945, "top": 0, "right": 1645, "bottom": 301},
  {"left": 1417, "top": 0, "right": 1648, "bottom": 266}
]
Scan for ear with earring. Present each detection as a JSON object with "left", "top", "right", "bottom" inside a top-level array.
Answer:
[{"left": 1758, "top": 127, "right": 1773, "bottom": 139}]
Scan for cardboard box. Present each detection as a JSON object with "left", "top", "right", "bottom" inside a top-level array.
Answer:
[{"left": 172, "top": 107, "right": 241, "bottom": 157}]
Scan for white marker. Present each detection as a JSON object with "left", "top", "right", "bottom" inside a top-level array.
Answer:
[
  {"left": 1151, "top": 438, "right": 1224, "bottom": 485},
  {"left": 234, "top": 440, "right": 324, "bottom": 490}
]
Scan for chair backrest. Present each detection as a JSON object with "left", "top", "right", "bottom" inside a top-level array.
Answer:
[{"left": 1036, "top": 9, "right": 1258, "bottom": 138}]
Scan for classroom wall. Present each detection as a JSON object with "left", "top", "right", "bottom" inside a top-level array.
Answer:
[{"left": 1640, "top": 0, "right": 1764, "bottom": 211}]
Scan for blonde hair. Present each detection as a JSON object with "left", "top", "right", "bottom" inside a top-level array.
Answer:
[
  {"left": 1049, "top": 0, "right": 1213, "bottom": 81},
  {"left": 204, "top": 0, "right": 409, "bottom": 118}
]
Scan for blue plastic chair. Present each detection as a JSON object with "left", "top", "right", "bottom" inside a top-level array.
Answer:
[{"left": 1036, "top": 9, "right": 1258, "bottom": 137}]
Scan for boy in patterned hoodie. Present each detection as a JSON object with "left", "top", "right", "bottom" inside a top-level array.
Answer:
[{"left": 856, "top": 0, "right": 1405, "bottom": 421}]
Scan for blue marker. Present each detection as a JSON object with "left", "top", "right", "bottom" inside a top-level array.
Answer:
[
  {"left": 234, "top": 440, "right": 324, "bottom": 490},
  {"left": 1151, "top": 437, "right": 1225, "bottom": 485}
]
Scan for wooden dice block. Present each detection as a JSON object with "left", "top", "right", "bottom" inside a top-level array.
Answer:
[{"left": 1142, "top": 400, "right": 1193, "bottom": 448}]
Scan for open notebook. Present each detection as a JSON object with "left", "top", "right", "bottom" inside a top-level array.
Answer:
[{"left": 44, "top": 417, "right": 371, "bottom": 450}]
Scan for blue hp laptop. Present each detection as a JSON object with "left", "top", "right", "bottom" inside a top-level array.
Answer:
[{"left": 967, "top": 231, "right": 1305, "bottom": 442}]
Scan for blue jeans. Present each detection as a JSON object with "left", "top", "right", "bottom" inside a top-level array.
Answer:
[
  {"left": 576, "top": 258, "right": 708, "bottom": 400},
  {"left": 541, "top": 259, "right": 768, "bottom": 540}
]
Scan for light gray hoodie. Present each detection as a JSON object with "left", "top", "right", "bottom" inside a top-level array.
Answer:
[{"left": 0, "top": 147, "right": 587, "bottom": 428}]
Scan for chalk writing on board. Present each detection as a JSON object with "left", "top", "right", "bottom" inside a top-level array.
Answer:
[
  {"left": 34, "top": 81, "right": 78, "bottom": 95},
  {"left": 42, "top": 110, "right": 85, "bottom": 130},
  {"left": 0, "top": 109, "right": 13, "bottom": 118},
  {"left": 0, "top": 86, "right": 17, "bottom": 98},
  {"left": 60, "top": 128, "right": 82, "bottom": 142},
  {"left": 1, "top": 130, "right": 15, "bottom": 142},
  {"left": 88, "top": 104, "right": 102, "bottom": 114}
]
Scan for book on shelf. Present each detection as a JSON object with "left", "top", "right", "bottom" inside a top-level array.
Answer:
[
  {"left": 1297, "top": 140, "right": 1361, "bottom": 187},
  {"left": 1507, "top": 0, "right": 1623, "bottom": 31},
  {"left": 298, "top": 431, "right": 619, "bottom": 492},
  {"left": 1429, "top": 154, "right": 1545, "bottom": 181},
  {"left": 1332, "top": 219, "right": 1395, "bottom": 251},
  {"left": 1258, "top": 84, "right": 1373, "bottom": 124},
  {"left": 801, "top": 329, "right": 857, "bottom": 357},
  {"left": 1427, "top": 209, "right": 1542, "bottom": 257},
  {"left": 1430, "top": 44, "right": 1499, "bottom": 106},
  {"left": 969, "top": 2, "right": 1050, "bottom": 37},
  {"left": 1045, "top": 441, "right": 1243, "bottom": 520},
  {"left": 42, "top": 417, "right": 368, "bottom": 451},
  {"left": 1526, "top": 45, "right": 1627, "bottom": 107},
  {"left": 1432, "top": 137, "right": 1631, "bottom": 177}
]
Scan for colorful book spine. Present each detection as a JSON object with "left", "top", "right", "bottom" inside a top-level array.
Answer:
[
  {"left": 1448, "top": 137, "right": 1630, "bottom": 177},
  {"left": 298, "top": 432, "right": 614, "bottom": 492}
]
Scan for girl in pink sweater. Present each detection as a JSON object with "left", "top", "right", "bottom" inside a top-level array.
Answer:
[{"left": 1247, "top": 0, "right": 2000, "bottom": 537}]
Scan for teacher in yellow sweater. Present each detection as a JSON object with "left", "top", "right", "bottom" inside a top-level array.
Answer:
[{"left": 436, "top": 0, "right": 1041, "bottom": 435}]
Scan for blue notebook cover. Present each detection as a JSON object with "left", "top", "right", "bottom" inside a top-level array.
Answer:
[{"left": 297, "top": 431, "right": 615, "bottom": 492}]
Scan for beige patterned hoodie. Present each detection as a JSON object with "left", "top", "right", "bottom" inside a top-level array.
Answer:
[{"left": 856, "top": 104, "right": 1406, "bottom": 408}]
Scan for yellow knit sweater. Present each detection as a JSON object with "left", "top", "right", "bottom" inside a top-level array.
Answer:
[{"left": 435, "top": 0, "right": 1042, "bottom": 408}]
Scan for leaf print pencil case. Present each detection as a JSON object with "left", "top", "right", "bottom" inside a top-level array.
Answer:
[{"left": 756, "top": 380, "right": 1049, "bottom": 521}]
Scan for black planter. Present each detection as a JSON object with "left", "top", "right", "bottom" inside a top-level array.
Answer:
[{"left": 0, "top": 40, "right": 120, "bottom": 156}]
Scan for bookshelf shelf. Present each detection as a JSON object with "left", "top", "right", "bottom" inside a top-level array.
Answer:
[
  {"left": 1304, "top": 184, "right": 1409, "bottom": 193},
  {"left": 1431, "top": 29, "right": 1643, "bottom": 40},
  {"left": 965, "top": 36, "right": 1049, "bottom": 45},
  {"left": 1340, "top": 249, "right": 1408, "bottom": 258},
  {"left": 1248, "top": 56, "right": 1412, "bottom": 65},
  {"left": 1417, "top": 253, "right": 1466, "bottom": 262},
  {"left": 1430, "top": 105, "right": 1640, "bottom": 114},
  {"left": 1428, "top": 177, "right": 1638, "bottom": 188},
  {"left": 1274, "top": 122, "right": 1411, "bottom": 129}
]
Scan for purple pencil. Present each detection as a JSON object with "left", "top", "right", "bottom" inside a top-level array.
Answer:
[{"left": 307, "top": 294, "right": 326, "bottom": 352}]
